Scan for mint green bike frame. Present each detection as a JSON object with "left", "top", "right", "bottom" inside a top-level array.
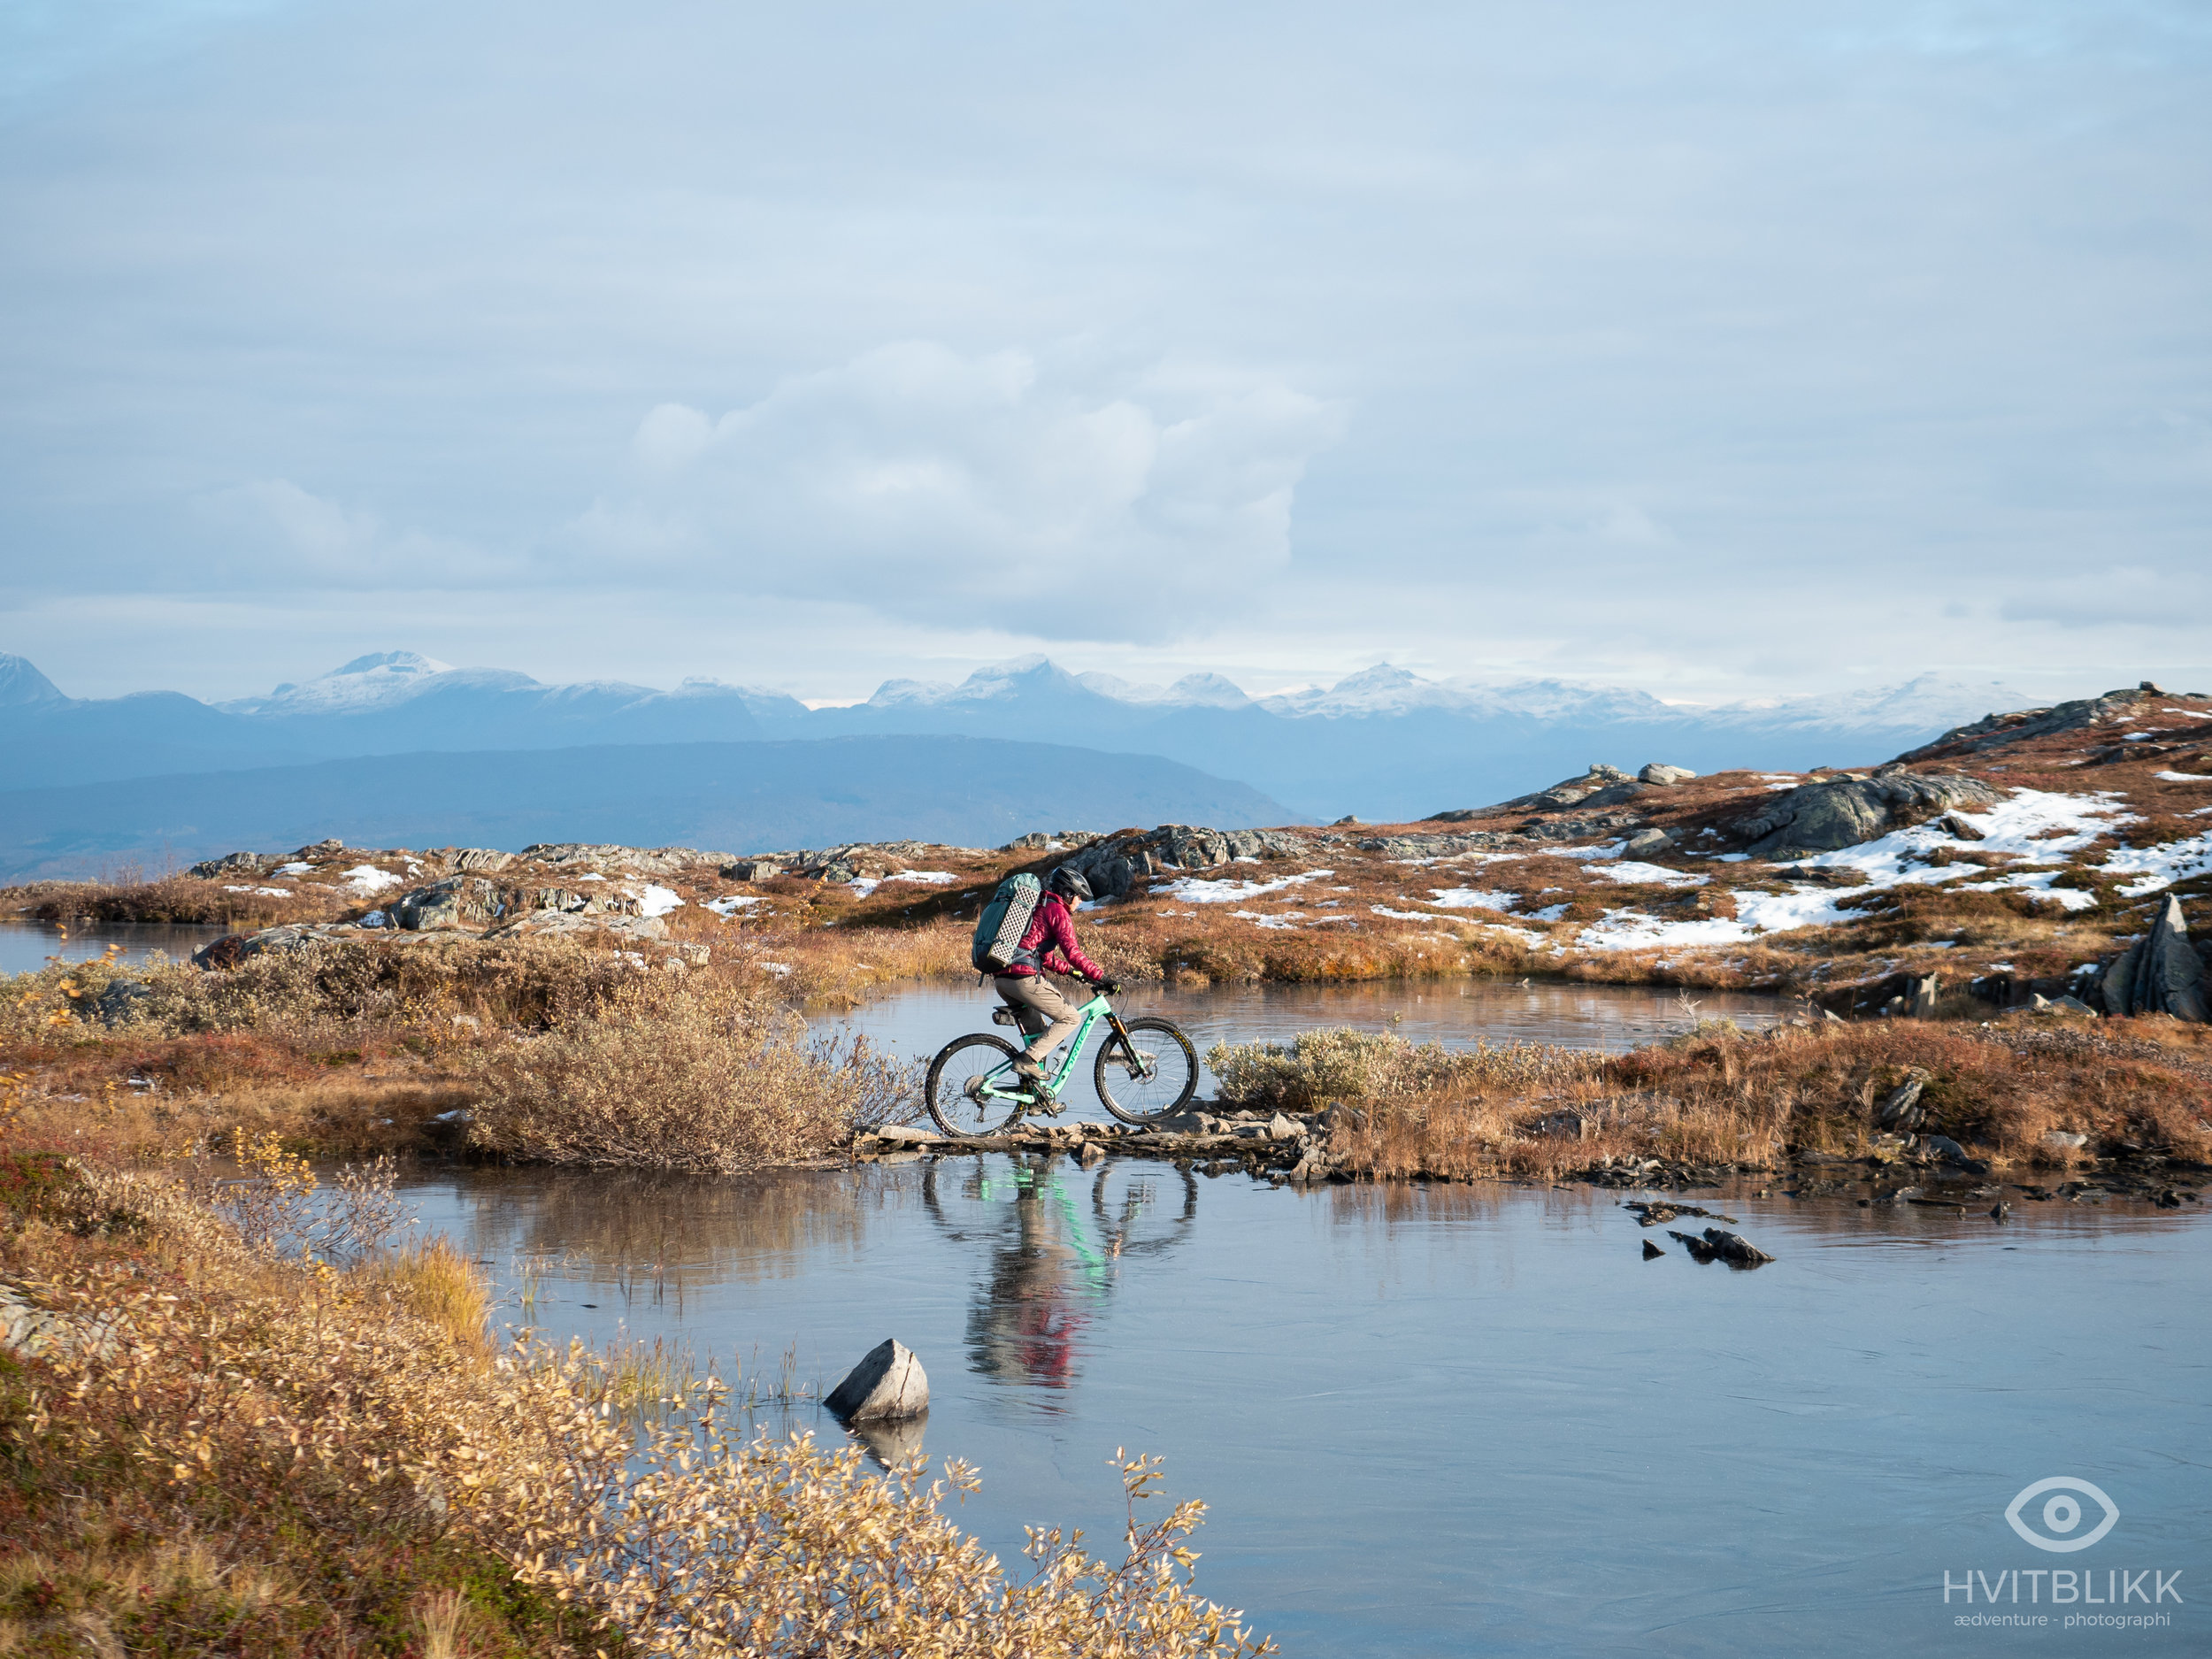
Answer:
[{"left": 980, "top": 992, "right": 1130, "bottom": 1105}]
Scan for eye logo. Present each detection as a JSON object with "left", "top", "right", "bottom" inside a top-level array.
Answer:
[{"left": 2005, "top": 1478, "right": 2119, "bottom": 1553}]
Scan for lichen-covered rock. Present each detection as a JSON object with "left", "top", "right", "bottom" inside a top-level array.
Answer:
[
  {"left": 1733, "top": 772, "right": 2001, "bottom": 860},
  {"left": 825, "top": 1338, "right": 929, "bottom": 1423},
  {"left": 392, "top": 875, "right": 504, "bottom": 932}
]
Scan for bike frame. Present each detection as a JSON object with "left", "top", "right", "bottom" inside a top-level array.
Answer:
[{"left": 979, "top": 993, "right": 1140, "bottom": 1102}]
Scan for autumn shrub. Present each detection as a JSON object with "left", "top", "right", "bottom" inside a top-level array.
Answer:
[
  {"left": 0, "top": 1160, "right": 1271, "bottom": 1657},
  {"left": 465, "top": 979, "right": 915, "bottom": 1171}
]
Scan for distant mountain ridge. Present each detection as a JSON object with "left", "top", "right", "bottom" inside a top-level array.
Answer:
[
  {"left": 0, "top": 734, "right": 1294, "bottom": 879},
  {"left": 0, "top": 649, "right": 2040, "bottom": 819}
]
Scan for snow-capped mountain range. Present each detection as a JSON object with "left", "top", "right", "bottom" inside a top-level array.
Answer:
[{"left": 0, "top": 648, "right": 2045, "bottom": 820}]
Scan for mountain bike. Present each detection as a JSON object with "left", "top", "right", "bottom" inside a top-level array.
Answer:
[{"left": 925, "top": 989, "right": 1199, "bottom": 1136}]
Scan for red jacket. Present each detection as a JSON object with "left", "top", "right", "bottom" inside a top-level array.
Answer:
[{"left": 1003, "top": 893, "right": 1104, "bottom": 981}]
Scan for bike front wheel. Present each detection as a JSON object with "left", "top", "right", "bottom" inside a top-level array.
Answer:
[
  {"left": 926, "top": 1033, "right": 1028, "bottom": 1136},
  {"left": 1094, "top": 1017, "right": 1199, "bottom": 1124}
]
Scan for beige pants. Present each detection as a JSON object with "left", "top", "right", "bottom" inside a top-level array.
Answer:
[{"left": 995, "top": 974, "right": 1082, "bottom": 1065}]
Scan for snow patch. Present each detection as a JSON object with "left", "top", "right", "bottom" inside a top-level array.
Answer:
[
  {"left": 708, "top": 895, "right": 764, "bottom": 918},
  {"left": 2100, "top": 833, "right": 2212, "bottom": 899},
  {"left": 1425, "top": 887, "right": 1519, "bottom": 912},
  {"left": 636, "top": 884, "right": 686, "bottom": 917},
  {"left": 1594, "top": 861, "right": 1708, "bottom": 888},
  {"left": 342, "top": 864, "right": 403, "bottom": 895},
  {"left": 1153, "top": 869, "right": 1333, "bottom": 904},
  {"left": 2155, "top": 771, "right": 2212, "bottom": 783}
]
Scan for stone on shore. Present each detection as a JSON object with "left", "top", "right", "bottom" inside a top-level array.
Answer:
[
  {"left": 826, "top": 1339, "right": 929, "bottom": 1423},
  {"left": 2100, "top": 895, "right": 2208, "bottom": 1023},
  {"left": 1638, "top": 764, "right": 1697, "bottom": 786}
]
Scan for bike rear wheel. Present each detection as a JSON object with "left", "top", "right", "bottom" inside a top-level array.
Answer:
[
  {"left": 926, "top": 1033, "right": 1029, "bottom": 1136},
  {"left": 1094, "top": 1016, "right": 1199, "bottom": 1124}
]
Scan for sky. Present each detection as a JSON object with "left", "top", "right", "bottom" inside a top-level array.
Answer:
[{"left": 1, "top": 0, "right": 2208, "bottom": 706}]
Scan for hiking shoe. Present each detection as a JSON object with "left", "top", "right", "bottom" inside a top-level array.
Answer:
[{"left": 1011, "top": 1057, "right": 1047, "bottom": 1083}]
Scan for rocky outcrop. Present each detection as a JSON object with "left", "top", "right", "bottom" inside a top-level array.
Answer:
[
  {"left": 1051, "top": 825, "right": 1306, "bottom": 901},
  {"left": 1427, "top": 763, "right": 1642, "bottom": 824},
  {"left": 442, "top": 848, "right": 514, "bottom": 873},
  {"left": 480, "top": 910, "right": 675, "bottom": 949},
  {"left": 517, "top": 843, "right": 726, "bottom": 874},
  {"left": 1732, "top": 771, "right": 2001, "bottom": 860},
  {"left": 188, "top": 850, "right": 277, "bottom": 879},
  {"left": 2101, "top": 895, "right": 2208, "bottom": 1022},
  {"left": 1902, "top": 684, "right": 2167, "bottom": 761},
  {"left": 1639, "top": 763, "right": 1697, "bottom": 785}
]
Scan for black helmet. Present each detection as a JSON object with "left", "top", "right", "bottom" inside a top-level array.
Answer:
[{"left": 1048, "top": 865, "right": 1093, "bottom": 902}]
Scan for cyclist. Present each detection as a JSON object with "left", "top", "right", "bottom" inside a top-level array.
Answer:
[{"left": 996, "top": 866, "right": 1118, "bottom": 1087}]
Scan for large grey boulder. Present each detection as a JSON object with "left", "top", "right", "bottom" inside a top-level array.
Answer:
[
  {"left": 393, "top": 876, "right": 504, "bottom": 932},
  {"left": 825, "top": 1338, "right": 929, "bottom": 1423},
  {"left": 2101, "top": 895, "right": 2208, "bottom": 1022},
  {"left": 1639, "top": 763, "right": 1697, "bottom": 786},
  {"left": 1733, "top": 772, "right": 2001, "bottom": 860}
]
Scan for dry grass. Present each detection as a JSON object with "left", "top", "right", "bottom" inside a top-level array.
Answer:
[
  {"left": 13, "top": 874, "right": 358, "bottom": 929},
  {"left": 1292, "top": 1017, "right": 2212, "bottom": 1182}
]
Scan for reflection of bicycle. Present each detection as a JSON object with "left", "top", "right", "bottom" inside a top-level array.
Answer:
[{"left": 925, "top": 990, "right": 1198, "bottom": 1135}]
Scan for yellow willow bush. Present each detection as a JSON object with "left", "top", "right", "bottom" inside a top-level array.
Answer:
[
  {"left": 465, "top": 979, "right": 915, "bottom": 1171},
  {"left": 1208, "top": 1025, "right": 1597, "bottom": 1110},
  {"left": 10, "top": 1166, "right": 1270, "bottom": 1658}
]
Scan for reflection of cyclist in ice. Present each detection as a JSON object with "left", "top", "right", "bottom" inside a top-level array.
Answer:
[{"left": 921, "top": 1155, "right": 1197, "bottom": 1393}]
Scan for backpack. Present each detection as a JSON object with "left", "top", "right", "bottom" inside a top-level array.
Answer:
[{"left": 971, "top": 872, "right": 1042, "bottom": 972}]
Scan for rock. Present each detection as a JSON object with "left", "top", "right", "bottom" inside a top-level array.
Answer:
[
  {"left": 1920, "top": 1134, "right": 1970, "bottom": 1164},
  {"left": 1330, "top": 814, "right": 1361, "bottom": 827},
  {"left": 825, "top": 1338, "right": 929, "bottom": 1423},
  {"left": 1638, "top": 764, "right": 1697, "bottom": 786},
  {"left": 1877, "top": 1079, "right": 1926, "bottom": 1128},
  {"left": 480, "top": 910, "right": 671, "bottom": 945},
  {"left": 1669, "top": 1227, "right": 1774, "bottom": 1267},
  {"left": 1906, "top": 974, "right": 1940, "bottom": 1019},
  {"left": 1641, "top": 1239, "right": 1665, "bottom": 1259},
  {"left": 293, "top": 838, "right": 347, "bottom": 858},
  {"left": 393, "top": 876, "right": 504, "bottom": 932},
  {"left": 2032, "top": 994, "right": 2096, "bottom": 1015},
  {"left": 93, "top": 977, "right": 154, "bottom": 1026},
  {"left": 446, "top": 848, "right": 515, "bottom": 872},
  {"left": 1937, "top": 812, "right": 1985, "bottom": 841},
  {"left": 1268, "top": 1113, "right": 1303, "bottom": 1141},
  {"left": 2101, "top": 895, "right": 2208, "bottom": 1023},
  {"left": 719, "top": 859, "right": 782, "bottom": 880},
  {"left": 873, "top": 1124, "right": 944, "bottom": 1147},
  {"left": 1991, "top": 1202, "right": 2011, "bottom": 1221},
  {"left": 1621, "top": 828, "right": 1672, "bottom": 858},
  {"left": 2042, "top": 1131, "right": 2088, "bottom": 1150},
  {"left": 187, "top": 850, "right": 275, "bottom": 879},
  {"left": 519, "top": 843, "right": 720, "bottom": 876},
  {"left": 1732, "top": 772, "right": 2002, "bottom": 860}
]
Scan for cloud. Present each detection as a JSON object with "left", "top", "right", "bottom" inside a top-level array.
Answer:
[
  {"left": 580, "top": 343, "right": 1344, "bottom": 635},
  {"left": 198, "top": 480, "right": 509, "bottom": 587}
]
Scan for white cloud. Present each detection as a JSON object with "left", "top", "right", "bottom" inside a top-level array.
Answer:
[{"left": 580, "top": 342, "right": 1342, "bottom": 633}]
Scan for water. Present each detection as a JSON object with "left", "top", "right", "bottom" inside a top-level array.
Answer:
[
  {"left": 822, "top": 978, "right": 1789, "bottom": 1097},
  {"left": 0, "top": 918, "right": 230, "bottom": 976},
  {"left": 401, "top": 1155, "right": 2212, "bottom": 1655}
]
